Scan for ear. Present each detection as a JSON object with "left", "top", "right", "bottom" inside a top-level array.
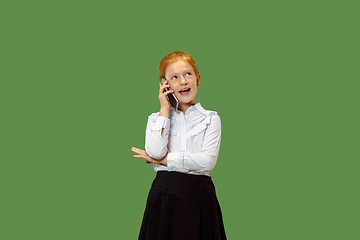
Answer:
[{"left": 196, "top": 73, "right": 201, "bottom": 87}]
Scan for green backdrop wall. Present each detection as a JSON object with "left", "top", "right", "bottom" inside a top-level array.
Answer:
[{"left": 1, "top": 0, "right": 358, "bottom": 239}]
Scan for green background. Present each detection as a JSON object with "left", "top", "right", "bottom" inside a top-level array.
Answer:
[{"left": 1, "top": 0, "right": 358, "bottom": 239}]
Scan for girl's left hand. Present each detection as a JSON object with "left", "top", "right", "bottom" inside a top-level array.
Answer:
[{"left": 131, "top": 147, "right": 167, "bottom": 166}]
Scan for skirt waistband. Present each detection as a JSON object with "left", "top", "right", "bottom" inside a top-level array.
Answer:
[{"left": 156, "top": 170, "right": 212, "bottom": 183}]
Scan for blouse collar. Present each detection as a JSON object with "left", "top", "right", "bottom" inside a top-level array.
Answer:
[
  {"left": 171, "top": 102, "right": 205, "bottom": 115},
  {"left": 170, "top": 103, "right": 208, "bottom": 124},
  {"left": 189, "top": 102, "right": 207, "bottom": 115}
]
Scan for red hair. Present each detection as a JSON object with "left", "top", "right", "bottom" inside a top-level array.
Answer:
[{"left": 159, "top": 51, "right": 199, "bottom": 81}]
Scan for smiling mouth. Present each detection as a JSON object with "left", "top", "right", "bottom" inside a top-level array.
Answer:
[
  {"left": 179, "top": 88, "right": 190, "bottom": 93},
  {"left": 179, "top": 88, "right": 191, "bottom": 96}
]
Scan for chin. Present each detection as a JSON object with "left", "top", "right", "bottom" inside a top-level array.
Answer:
[{"left": 180, "top": 99, "right": 195, "bottom": 104}]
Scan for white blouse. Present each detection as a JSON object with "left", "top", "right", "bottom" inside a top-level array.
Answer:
[{"left": 145, "top": 103, "right": 221, "bottom": 176}]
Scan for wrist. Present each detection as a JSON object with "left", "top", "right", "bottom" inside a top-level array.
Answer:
[{"left": 159, "top": 108, "right": 170, "bottom": 118}]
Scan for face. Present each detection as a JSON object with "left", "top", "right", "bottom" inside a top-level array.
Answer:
[{"left": 165, "top": 60, "right": 200, "bottom": 106}]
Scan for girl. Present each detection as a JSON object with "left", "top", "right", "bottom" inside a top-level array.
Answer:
[{"left": 131, "top": 51, "right": 226, "bottom": 240}]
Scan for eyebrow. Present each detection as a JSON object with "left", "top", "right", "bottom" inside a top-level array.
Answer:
[{"left": 169, "top": 69, "right": 194, "bottom": 76}]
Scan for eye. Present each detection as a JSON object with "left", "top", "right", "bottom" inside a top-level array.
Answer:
[
  {"left": 186, "top": 72, "right": 192, "bottom": 76},
  {"left": 171, "top": 75, "right": 177, "bottom": 80}
]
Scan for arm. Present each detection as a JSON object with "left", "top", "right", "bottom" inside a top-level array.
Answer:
[
  {"left": 145, "top": 113, "right": 170, "bottom": 160},
  {"left": 159, "top": 107, "right": 170, "bottom": 137},
  {"left": 167, "top": 114, "right": 221, "bottom": 173},
  {"left": 144, "top": 79, "right": 173, "bottom": 160}
]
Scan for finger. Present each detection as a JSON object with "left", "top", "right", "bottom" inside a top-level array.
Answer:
[
  {"left": 146, "top": 159, "right": 160, "bottom": 165},
  {"left": 140, "top": 156, "right": 160, "bottom": 164},
  {"left": 159, "top": 87, "right": 172, "bottom": 95},
  {"left": 135, "top": 148, "right": 147, "bottom": 155},
  {"left": 131, "top": 148, "right": 141, "bottom": 154},
  {"left": 131, "top": 147, "right": 146, "bottom": 154},
  {"left": 137, "top": 154, "right": 160, "bottom": 164},
  {"left": 159, "top": 83, "right": 171, "bottom": 91},
  {"left": 139, "top": 151, "right": 147, "bottom": 156},
  {"left": 160, "top": 87, "right": 174, "bottom": 96},
  {"left": 160, "top": 79, "right": 169, "bottom": 85},
  {"left": 131, "top": 147, "right": 142, "bottom": 152},
  {"left": 134, "top": 154, "right": 150, "bottom": 160},
  {"left": 164, "top": 89, "right": 175, "bottom": 95}
]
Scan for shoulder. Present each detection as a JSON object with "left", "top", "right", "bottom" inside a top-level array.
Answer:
[
  {"left": 202, "top": 108, "right": 221, "bottom": 124},
  {"left": 195, "top": 103, "right": 220, "bottom": 118},
  {"left": 197, "top": 108, "right": 221, "bottom": 131},
  {"left": 199, "top": 108, "right": 221, "bottom": 132},
  {"left": 205, "top": 110, "right": 220, "bottom": 118},
  {"left": 207, "top": 111, "right": 221, "bottom": 127}
]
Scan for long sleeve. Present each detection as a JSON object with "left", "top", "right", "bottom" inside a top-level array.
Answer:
[
  {"left": 145, "top": 114, "right": 170, "bottom": 160},
  {"left": 167, "top": 114, "right": 221, "bottom": 173}
]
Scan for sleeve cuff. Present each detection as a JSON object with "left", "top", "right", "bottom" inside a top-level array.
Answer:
[
  {"left": 167, "top": 152, "right": 184, "bottom": 171},
  {"left": 151, "top": 116, "right": 170, "bottom": 134}
]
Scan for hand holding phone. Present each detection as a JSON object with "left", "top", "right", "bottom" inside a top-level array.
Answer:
[{"left": 161, "top": 78, "right": 179, "bottom": 111}]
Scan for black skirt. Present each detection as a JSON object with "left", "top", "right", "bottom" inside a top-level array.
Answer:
[{"left": 139, "top": 171, "right": 226, "bottom": 240}]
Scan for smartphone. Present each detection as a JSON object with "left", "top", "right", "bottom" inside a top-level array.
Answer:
[{"left": 161, "top": 78, "right": 179, "bottom": 111}]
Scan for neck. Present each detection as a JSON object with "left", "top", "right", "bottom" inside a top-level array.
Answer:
[{"left": 178, "top": 101, "right": 196, "bottom": 114}]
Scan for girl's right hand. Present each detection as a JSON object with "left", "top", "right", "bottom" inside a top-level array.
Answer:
[{"left": 158, "top": 79, "right": 174, "bottom": 112}]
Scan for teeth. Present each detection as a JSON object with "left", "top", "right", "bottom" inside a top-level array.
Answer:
[{"left": 180, "top": 88, "right": 190, "bottom": 92}]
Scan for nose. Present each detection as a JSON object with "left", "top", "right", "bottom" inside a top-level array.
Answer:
[{"left": 180, "top": 76, "right": 188, "bottom": 85}]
